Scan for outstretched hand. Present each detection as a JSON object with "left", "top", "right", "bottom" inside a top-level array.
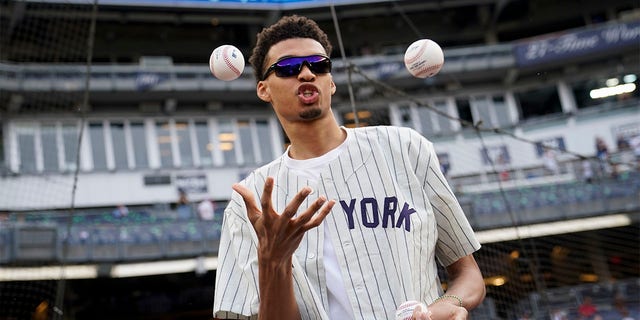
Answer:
[
  {"left": 411, "top": 303, "right": 433, "bottom": 320},
  {"left": 427, "top": 302, "right": 468, "bottom": 320},
  {"left": 232, "top": 177, "right": 335, "bottom": 266}
]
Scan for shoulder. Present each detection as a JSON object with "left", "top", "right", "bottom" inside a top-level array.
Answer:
[
  {"left": 351, "top": 125, "right": 433, "bottom": 149},
  {"left": 349, "top": 125, "right": 426, "bottom": 141},
  {"left": 350, "top": 125, "right": 415, "bottom": 135}
]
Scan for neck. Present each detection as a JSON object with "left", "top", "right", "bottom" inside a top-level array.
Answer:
[{"left": 285, "top": 120, "right": 346, "bottom": 160}]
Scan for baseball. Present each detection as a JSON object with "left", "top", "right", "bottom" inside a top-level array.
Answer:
[
  {"left": 395, "top": 300, "right": 429, "bottom": 320},
  {"left": 403, "top": 39, "right": 444, "bottom": 78},
  {"left": 209, "top": 44, "right": 245, "bottom": 81}
]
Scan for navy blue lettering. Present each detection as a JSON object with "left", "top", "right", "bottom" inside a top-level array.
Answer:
[
  {"left": 382, "top": 197, "right": 398, "bottom": 228},
  {"left": 340, "top": 197, "right": 416, "bottom": 232},
  {"left": 340, "top": 199, "right": 357, "bottom": 229},
  {"left": 396, "top": 203, "right": 416, "bottom": 231},
  {"left": 360, "top": 197, "right": 379, "bottom": 228}
]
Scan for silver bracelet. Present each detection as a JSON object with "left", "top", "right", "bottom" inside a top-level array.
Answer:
[{"left": 433, "top": 294, "right": 463, "bottom": 307}]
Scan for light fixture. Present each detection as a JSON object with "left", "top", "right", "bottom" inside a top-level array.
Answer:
[
  {"left": 623, "top": 74, "right": 637, "bottom": 83},
  {"left": 475, "top": 214, "right": 632, "bottom": 243},
  {"left": 0, "top": 257, "right": 220, "bottom": 281},
  {"left": 605, "top": 78, "right": 619, "bottom": 87},
  {"left": 219, "top": 142, "right": 234, "bottom": 151},
  {"left": 589, "top": 83, "right": 636, "bottom": 99},
  {"left": 344, "top": 110, "right": 372, "bottom": 120},
  {"left": 111, "top": 257, "right": 218, "bottom": 278},
  {"left": 218, "top": 133, "right": 236, "bottom": 141},
  {"left": 579, "top": 273, "right": 599, "bottom": 283},
  {"left": 0, "top": 265, "right": 98, "bottom": 281},
  {"left": 484, "top": 275, "right": 507, "bottom": 286}
]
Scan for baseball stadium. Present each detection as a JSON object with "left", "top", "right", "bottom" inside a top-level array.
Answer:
[{"left": 0, "top": 0, "right": 639, "bottom": 319}]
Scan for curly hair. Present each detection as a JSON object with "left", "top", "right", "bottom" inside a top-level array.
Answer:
[{"left": 249, "top": 15, "right": 333, "bottom": 82}]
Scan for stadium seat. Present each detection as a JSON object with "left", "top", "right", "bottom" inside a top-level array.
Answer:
[
  {"left": 60, "top": 226, "right": 92, "bottom": 262},
  {"left": 200, "top": 221, "right": 222, "bottom": 255},
  {"left": 13, "top": 226, "right": 58, "bottom": 262},
  {"left": 164, "top": 222, "right": 205, "bottom": 258},
  {"left": 121, "top": 225, "right": 163, "bottom": 260},
  {"left": 90, "top": 227, "right": 122, "bottom": 261}
]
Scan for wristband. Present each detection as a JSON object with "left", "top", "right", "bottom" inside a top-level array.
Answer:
[{"left": 433, "top": 294, "right": 463, "bottom": 307}]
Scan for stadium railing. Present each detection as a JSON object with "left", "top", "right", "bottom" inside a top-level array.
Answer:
[{"left": 0, "top": 164, "right": 638, "bottom": 265}]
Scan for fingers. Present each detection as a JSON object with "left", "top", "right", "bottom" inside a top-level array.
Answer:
[
  {"left": 234, "top": 177, "right": 334, "bottom": 229},
  {"left": 428, "top": 303, "right": 467, "bottom": 320},
  {"left": 305, "top": 198, "right": 335, "bottom": 228},
  {"left": 232, "top": 177, "right": 278, "bottom": 224},
  {"left": 294, "top": 196, "right": 334, "bottom": 225},
  {"left": 411, "top": 304, "right": 432, "bottom": 320},
  {"left": 281, "top": 185, "right": 333, "bottom": 227},
  {"left": 232, "top": 182, "right": 261, "bottom": 224},
  {"left": 282, "top": 186, "right": 313, "bottom": 218},
  {"left": 260, "top": 178, "right": 316, "bottom": 222},
  {"left": 259, "top": 177, "right": 276, "bottom": 221}
]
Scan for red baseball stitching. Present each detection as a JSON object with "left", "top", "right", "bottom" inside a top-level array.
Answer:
[
  {"left": 405, "top": 40, "right": 428, "bottom": 65},
  {"left": 221, "top": 46, "right": 241, "bottom": 76},
  {"left": 414, "top": 63, "right": 443, "bottom": 77}
]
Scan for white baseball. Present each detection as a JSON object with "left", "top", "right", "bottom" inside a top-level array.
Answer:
[
  {"left": 209, "top": 44, "right": 245, "bottom": 81},
  {"left": 395, "top": 300, "right": 429, "bottom": 320},
  {"left": 404, "top": 39, "right": 444, "bottom": 78}
]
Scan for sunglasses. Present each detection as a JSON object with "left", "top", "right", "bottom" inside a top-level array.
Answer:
[{"left": 262, "top": 55, "right": 332, "bottom": 80}]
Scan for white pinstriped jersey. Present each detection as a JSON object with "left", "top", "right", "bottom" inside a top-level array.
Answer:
[{"left": 213, "top": 126, "right": 481, "bottom": 320}]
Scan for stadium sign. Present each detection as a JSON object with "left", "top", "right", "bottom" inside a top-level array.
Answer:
[
  {"left": 514, "top": 20, "right": 640, "bottom": 67},
  {"left": 175, "top": 174, "right": 208, "bottom": 193}
]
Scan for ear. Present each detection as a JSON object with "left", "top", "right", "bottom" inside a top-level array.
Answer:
[
  {"left": 256, "top": 81, "right": 271, "bottom": 102},
  {"left": 330, "top": 79, "right": 336, "bottom": 95}
]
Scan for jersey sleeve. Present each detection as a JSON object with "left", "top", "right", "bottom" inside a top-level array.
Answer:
[
  {"left": 213, "top": 192, "right": 260, "bottom": 319},
  {"left": 407, "top": 129, "right": 481, "bottom": 266}
]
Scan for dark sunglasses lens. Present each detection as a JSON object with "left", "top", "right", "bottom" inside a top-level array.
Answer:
[
  {"left": 309, "top": 59, "right": 331, "bottom": 74},
  {"left": 274, "top": 56, "right": 331, "bottom": 77},
  {"left": 274, "top": 59, "right": 303, "bottom": 77}
]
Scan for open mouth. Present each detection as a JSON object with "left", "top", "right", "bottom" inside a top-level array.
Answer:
[{"left": 298, "top": 84, "right": 319, "bottom": 104}]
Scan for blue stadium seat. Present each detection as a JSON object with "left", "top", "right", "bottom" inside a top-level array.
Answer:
[
  {"left": 472, "top": 194, "right": 493, "bottom": 215},
  {"left": 164, "top": 222, "right": 205, "bottom": 257},
  {"left": 90, "top": 227, "right": 122, "bottom": 261},
  {"left": 60, "top": 226, "right": 92, "bottom": 262},
  {"left": 200, "top": 221, "right": 222, "bottom": 255},
  {"left": 121, "top": 225, "right": 163, "bottom": 260}
]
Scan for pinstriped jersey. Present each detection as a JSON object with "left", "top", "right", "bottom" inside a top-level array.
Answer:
[{"left": 213, "top": 126, "right": 481, "bottom": 320}]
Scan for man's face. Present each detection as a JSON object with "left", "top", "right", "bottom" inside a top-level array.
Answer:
[{"left": 256, "top": 38, "right": 336, "bottom": 124}]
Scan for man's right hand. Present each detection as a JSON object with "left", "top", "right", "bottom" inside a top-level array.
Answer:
[
  {"left": 231, "top": 176, "right": 335, "bottom": 320},
  {"left": 233, "top": 176, "right": 335, "bottom": 266}
]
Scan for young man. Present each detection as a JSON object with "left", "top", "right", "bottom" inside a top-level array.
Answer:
[{"left": 213, "top": 15, "right": 485, "bottom": 320}]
